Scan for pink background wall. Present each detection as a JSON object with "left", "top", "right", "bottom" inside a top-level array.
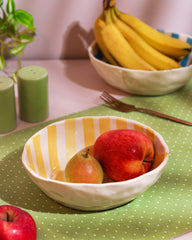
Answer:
[{"left": 6, "top": 0, "right": 192, "bottom": 60}]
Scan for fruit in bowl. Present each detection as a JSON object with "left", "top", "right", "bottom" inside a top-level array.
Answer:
[
  {"left": 93, "top": 129, "right": 155, "bottom": 182},
  {"left": 65, "top": 148, "right": 104, "bottom": 184},
  {"left": 22, "top": 116, "right": 169, "bottom": 211},
  {"left": 64, "top": 129, "right": 154, "bottom": 183},
  {"left": 88, "top": 40, "right": 192, "bottom": 96},
  {"left": 88, "top": 0, "right": 192, "bottom": 96},
  {"left": 94, "top": 0, "right": 191, "bottom": 71}
]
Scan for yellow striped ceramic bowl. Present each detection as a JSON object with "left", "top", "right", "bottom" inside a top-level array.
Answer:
[{"left": 22, "top": 116, "right": 169, "bottom": 211}]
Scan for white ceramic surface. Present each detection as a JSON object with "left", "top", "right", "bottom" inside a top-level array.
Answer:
[
  {"left": 22, "top": 116, "right": 169, "bottom": 211},
  {"left": 88, "top": 32, "right": 192, "bottom": 96}
]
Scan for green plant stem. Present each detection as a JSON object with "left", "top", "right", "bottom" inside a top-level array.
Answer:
[{"left": 0, "top": 0, "right": 35, "bottom": 77}]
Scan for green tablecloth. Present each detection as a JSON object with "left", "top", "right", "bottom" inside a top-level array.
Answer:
[{"left": 1, "top": 81, "right": 192, "bottom": 240}]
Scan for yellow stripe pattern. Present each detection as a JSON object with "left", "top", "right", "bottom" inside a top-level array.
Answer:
[
  {"left": 32, "top": 134, "right": 47, "bottom": 178},
  {"left": 99, "top": 117, "right": 111, "bottom": 134},
  {"left": 25, "top": 144, "right": 35, "bottom": 172},
  {"left": 83, "top": 117, "right": 96, "bottom": 147},
  {"left": 23, "top": 117, "right": 168, "bottom": 180},
  {"left": 65, "top": 119, "right": 76, "bottom": 163},
  {"left": 116, "top": 118, "right": 128, "bottom": 129},
  {"left": 47, "top": 125, "right": 65, "bottom": 181}
]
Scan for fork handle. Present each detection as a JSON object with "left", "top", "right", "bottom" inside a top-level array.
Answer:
[{"left": 136, "top": 107, "right": 192, "bottom": 126}]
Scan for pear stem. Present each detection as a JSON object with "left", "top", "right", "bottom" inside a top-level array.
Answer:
[{"left": 83, "top": 149, "right": 90, "bottom": 158}]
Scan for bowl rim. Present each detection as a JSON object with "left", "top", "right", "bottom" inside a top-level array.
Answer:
[
  {"left": 22, "top": 116, "right": 169, "bottom": 187},
  {"left": 88, "top": 34, "right": 192, "bottom": 73}
]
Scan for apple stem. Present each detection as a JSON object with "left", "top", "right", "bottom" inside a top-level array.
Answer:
[
  {"left": 5, "top": 212, "right": 10, "bottom": 222},
  {"left": 143, "top": 157, "right": 155, "bottom": 172},
  {"left": 143, "top": 160, "right": 153, "bottom": 163}
]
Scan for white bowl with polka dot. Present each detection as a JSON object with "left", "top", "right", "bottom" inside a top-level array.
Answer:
[
  {"left": 22, "top": 116, "right": 169, "bottom": 211},
  {"left": 88, "top": 31, "right": 192, "bottom": 96}
]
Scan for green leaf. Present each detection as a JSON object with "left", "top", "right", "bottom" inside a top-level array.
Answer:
[
  {"left": 19, "top": 33, "right": 34, "bottom": 44},
  {"left": 0, "top": 55, "right": 5, "bottom": 70},
  {"left": 6, "top": 0, "right": 15, "bottom": 14},
  {"left": 0, "top": 23, "right": 6, "bottom": 30},
  {"left": 12, "top": 71, "right": 17, "bottom": 83},
  {"left": 1, "top": 7, "right": 7, "bottom": 21},
  {"left": 7, "top": 13, "right": 17, "bottom": 30},
  {"left": 14, "top": 9, "right": 34, "bottom": 30},
  {"left": 8, "top": 43, "right": 26, "bottom": 56},
  {"left": 0, "top": 0, "right": 3, "bottom": 7}
]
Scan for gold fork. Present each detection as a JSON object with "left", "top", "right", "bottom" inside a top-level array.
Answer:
[{"left": 100, "top": 91, "right": 192, "bottom": 126}]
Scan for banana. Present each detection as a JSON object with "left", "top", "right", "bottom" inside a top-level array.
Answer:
[
  {"left": 114, "top": 6, "right": 191, "bottom": 60},
  {"left": 111, "top": 7, "right": 181, "bottom": 70},
  {"left": 100, "top": 9, "right": 156, "bottom": 71},
  {"left": 94, "top": 13, "right": 119, "bottom": 66}
]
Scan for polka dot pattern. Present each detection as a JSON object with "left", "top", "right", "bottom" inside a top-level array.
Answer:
[{"left": 1, "top": 81, "right": 192, "bottom": 239}]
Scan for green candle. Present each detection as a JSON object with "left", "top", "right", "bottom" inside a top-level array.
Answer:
[
  {"left": 0, "top": 77, "right": 17, "bottom": 133},
  {"left": 17, "top": 65, "right": 49, "bottom": 122}
]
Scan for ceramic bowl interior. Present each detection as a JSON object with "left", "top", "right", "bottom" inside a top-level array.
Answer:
[
  {"left": 88, "top": 31, "right": 192, "bottom": 96},
  {"left": 22, "top": 116, "right": 169, "bottom": 211}
]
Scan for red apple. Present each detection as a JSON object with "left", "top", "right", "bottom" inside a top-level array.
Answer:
[
  {"left": 93, "top": 129, "right": 155, "bottom": 181},
  {"left": 0, "top": 205, "right": 37, "bottom": 240}
]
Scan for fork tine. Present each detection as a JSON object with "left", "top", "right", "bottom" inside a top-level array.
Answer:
[
  {"left": 100, "top": 94, "right": 116, "bottom": 107},
  {"left": 101, "top": 91, "right": 122, "bottom": 108},
  {"left": 101, "top": 91, "right": 116, "bottom": 104},
  {"left": 102, "top": 91, "right": 119, "bottom": 104},
  {"left": 100, "top": 92, "right": 128, "bottom": 112},
  {"left": 100, "top": 95, "right": 121, "bottom": 111},
  {"left": 102, "top": 91, "right": 118, "bottom": 101},
  {"left": 101, "top": 91, "right": 135, "bottom": 108},
  {"left": 100, "top": 91, "right": 139, "bottom": 113}
]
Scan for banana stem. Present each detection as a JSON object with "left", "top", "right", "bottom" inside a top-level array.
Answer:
[
  {"left": 104, "top": 8, "right": 112, "bottom": 24},
  {"left": 110, "top": 7, "right": 117, "bottom": 22},
  {"left": 113, "top": 6, "right": 121, "bottom": 17},
  {"left": 103, "top": 0, "right": 115, "bottom": 10},
  {"left": 103, "top": 0, "right": 110, "bottom": 10}
]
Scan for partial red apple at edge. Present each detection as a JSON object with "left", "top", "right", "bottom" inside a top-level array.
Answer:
[
  {"left": 0, "top": 205, "right": 37, "bottom": 240},
  {"left": 93, "top": 129, "right": 155, "bottom": 181}
]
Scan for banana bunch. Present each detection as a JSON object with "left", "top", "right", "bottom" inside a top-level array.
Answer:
[{"left": 94, "top": 0, "right": 191, "bottom": 71}]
